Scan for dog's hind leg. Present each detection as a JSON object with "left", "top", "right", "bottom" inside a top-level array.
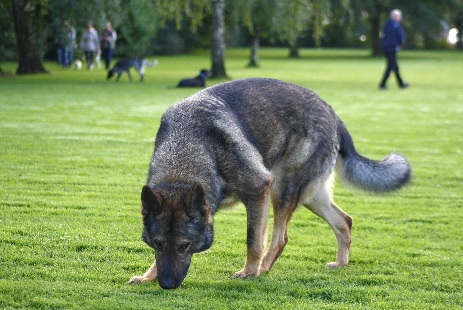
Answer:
[
  {"left": 126, "top": 70, "right": 133, "bottom": 82},
  {"left": 129, "top": 260, "right": 157, "bottom": 284},
  {"left": 139, "top": 63, "right": 146, "bottom": 82},
  {"left": 304, "top": 182, "right": 352, "bottom": 268},
  {"left": 116, "top": 73, "right": 122, "bottom": 82}
]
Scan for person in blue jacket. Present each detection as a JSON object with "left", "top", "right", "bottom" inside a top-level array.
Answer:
[{"left": 379, "top": 9, "right": 409, "bottom": 90}]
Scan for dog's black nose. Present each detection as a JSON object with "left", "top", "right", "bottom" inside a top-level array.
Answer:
[{"left": 158, "top": 277, "right": 182, "bottom": 290}]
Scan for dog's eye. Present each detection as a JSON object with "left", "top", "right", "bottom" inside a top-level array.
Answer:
[
  {"left": 177, "top": 242, "right": 191, "bottom": 253},
  {"left": 153, "top": 239, "right": 165, "bottom": 250}
]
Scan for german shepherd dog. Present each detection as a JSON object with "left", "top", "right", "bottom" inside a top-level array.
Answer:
[
  {"left": 129, "top": 78, "right": 411, "bottom": 289},
  {"left": 177, "top": 69, "right": 209, "bottom": 87},
  {"left": 107, "top": 58, "right": 158, "bottom": 82}
]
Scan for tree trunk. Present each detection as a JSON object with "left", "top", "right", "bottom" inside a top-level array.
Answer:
[
  {"left": 289, "top": 41, "right": 299, "bottom": 58},
  {"left": 12, "top": 0, "right": 47, "bottom": 74},
  {"left": 210, "top": 0, "right": 227, "bottom": 78},
  {"left": 248, "top": 33, "right": 259, "bottom": 67},
  {"left": 370, "top": 13, "right": 382, "bottom": 56}
]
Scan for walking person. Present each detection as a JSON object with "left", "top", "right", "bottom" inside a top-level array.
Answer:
[
  {"left": 100, "top": 22, "right": 117, "bottom": 70},
  {"left": 62, "top": 20, "right": 76, "bottom": 68},
  {"left": 55, "top": 23, "right": 65, "bottom": 66},
  {"left": 80, "top": 23, "right": 100, "bottom": 70},
  {"left": 379, "top": 9, "right": 409, "bottom": 90}
]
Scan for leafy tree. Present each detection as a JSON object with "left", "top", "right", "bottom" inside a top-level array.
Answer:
[
  {"left": 156, "top": 0, "right": 209, "bottom": 32},
  {"left": 350, "top": 0, "right": 463, "bottom": 54},
  {"left": 11, "top": 0, "right": 48, "bottom": 74},
  {"left": 155, "top": 0, "right": 227, "bottom": 78},
  {"left": 272, "top": 0, "right": 331, "bottom": 57},
  {"left": 117, "top": 0, "right": 157, "bottom": 56},
  {"left": 239, "top": 0, "right": 277, "bottom": 67},
  {"left": 310, "top": 0, "right": 332, "bottom": 48},
  {"left": 399, "top": 0, "right": 452, "bottom": 49},
  {"left": 272, "top": 0, "right": 310, "bottom": 57},
  {"left": 411, "top": 0, "right": 463, "bottom": 49},
  {"left": 46, "top": 0, "right": 124, "bottom": 32},
  {"left": 322, "top": 0, "right": 355, "bottom": 47},
  {"left": 3, "top": 0, "right": 461, "bottom": 75},
  {"left": 349, "top": 0, "right": 390, "bottom": 56},
  {"left": 0, "top": 0, "right": 17, "bottom": 61}
]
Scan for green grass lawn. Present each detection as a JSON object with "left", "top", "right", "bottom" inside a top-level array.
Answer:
[{"left": 1, "top": 48, "right": 462, "bottom": 309}]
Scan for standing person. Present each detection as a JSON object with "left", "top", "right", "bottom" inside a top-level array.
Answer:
[
  {"left": 55, "top": 23, "right": 65, "bottom": 66},
  {"left": 62, "top": 20, "right": 76, "bottom": 68},
  {"left": 80, "top": 23, "right": 100, "bottom": 70},
  {"left": 100, "top": 22, "right": 117, "bottom": 70},
  {"left": 379, "top": 9, "right": 409, "bottom": 90}
]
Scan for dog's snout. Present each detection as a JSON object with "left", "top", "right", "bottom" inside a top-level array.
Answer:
[
  {"left": 156, "top": 254, "right": 191, "bottom": 289},
  {"left": 158, "top": 276, "right": 182, "bottom": 289}
]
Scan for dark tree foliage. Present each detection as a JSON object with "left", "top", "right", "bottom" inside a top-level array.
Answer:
[{"left": 2, "top": 0, "right": 462, "bottom": 76}]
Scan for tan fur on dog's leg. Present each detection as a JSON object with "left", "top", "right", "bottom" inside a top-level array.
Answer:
[
  {"left": 129, "top": 260, "right": 157, "bottom": 284},
  {"left": 232, "top": 201, "right": 270, "bottom": 278},
  {"left": 260, "top": 198, "right": 296, "bottom": 272},
  {"left": 305, "top": 185, "right": 352, "bottom": 268},
  {"left": 232, "top": 180, "right": 272, "bottom": 278}
]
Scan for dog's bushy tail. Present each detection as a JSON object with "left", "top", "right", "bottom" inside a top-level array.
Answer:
[
  {"left": 336, "top": 120, "right": 411, "bottom": 192},
  {"left": 143, "top": 59, "right": 158, "bottom": 68}
]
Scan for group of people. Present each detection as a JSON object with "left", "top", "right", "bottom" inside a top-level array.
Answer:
[
  {"left": 56, "top": 9, "right": 408, "bottom": 89},
  {"left": 56, "top": 20, "right": 117, "bottom": 70}
]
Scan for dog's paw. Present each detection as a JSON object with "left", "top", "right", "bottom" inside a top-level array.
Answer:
[
  {"left": 231, "top": 269, "right": 259, "bottom": 279},
  {"left": 325, "top": 262, "right": 346, "bottom": 269},
  {"left": 128, "top": 276, "right": 153, "bottom": 284}
]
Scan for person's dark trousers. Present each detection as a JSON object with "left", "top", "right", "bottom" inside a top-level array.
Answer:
[
  {"left": 102, "top": 48, "right": 114, "bottom": 70},
  {"left": 57, "top": 45, "right": 64, "bottom": 65},
  {"left": 85, "top": 51, "right": 95, "bottom": 69},
  {"left": 380, "top": 51, "right": 404, "bottom": 88},
  {"left": 63, "top": 50, "right": 73, "bottom": 68}
]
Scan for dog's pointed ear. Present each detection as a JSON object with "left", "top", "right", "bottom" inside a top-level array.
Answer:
[
  {"left": 141, "top": 185, "right": 162, "bottom": 216},
  {"left": 185, "top": 184, "right": 209, "bottom": 217}
]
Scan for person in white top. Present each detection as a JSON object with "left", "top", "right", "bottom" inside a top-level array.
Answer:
[{"left": 80, "top": 23, "right": 100, "bottom": 70}]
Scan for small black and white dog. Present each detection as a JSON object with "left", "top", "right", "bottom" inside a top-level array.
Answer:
[
  {"left": 177, "top": 69, "right": 209, "bottom": 87},
  {"left": 107, "top": 58, "right": 158, "bottom": 82}
]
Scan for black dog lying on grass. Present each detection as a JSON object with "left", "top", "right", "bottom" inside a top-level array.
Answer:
[{"left": 177, "top": 69, "right": 209, "bottom": 87}]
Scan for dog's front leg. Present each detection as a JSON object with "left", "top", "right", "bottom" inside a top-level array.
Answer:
[
  {"left": 232, "top": 187, "right": 271, "bottom": 279},
  {"left": 129, "top": 260, "right": 157, "bottom": 284}
]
